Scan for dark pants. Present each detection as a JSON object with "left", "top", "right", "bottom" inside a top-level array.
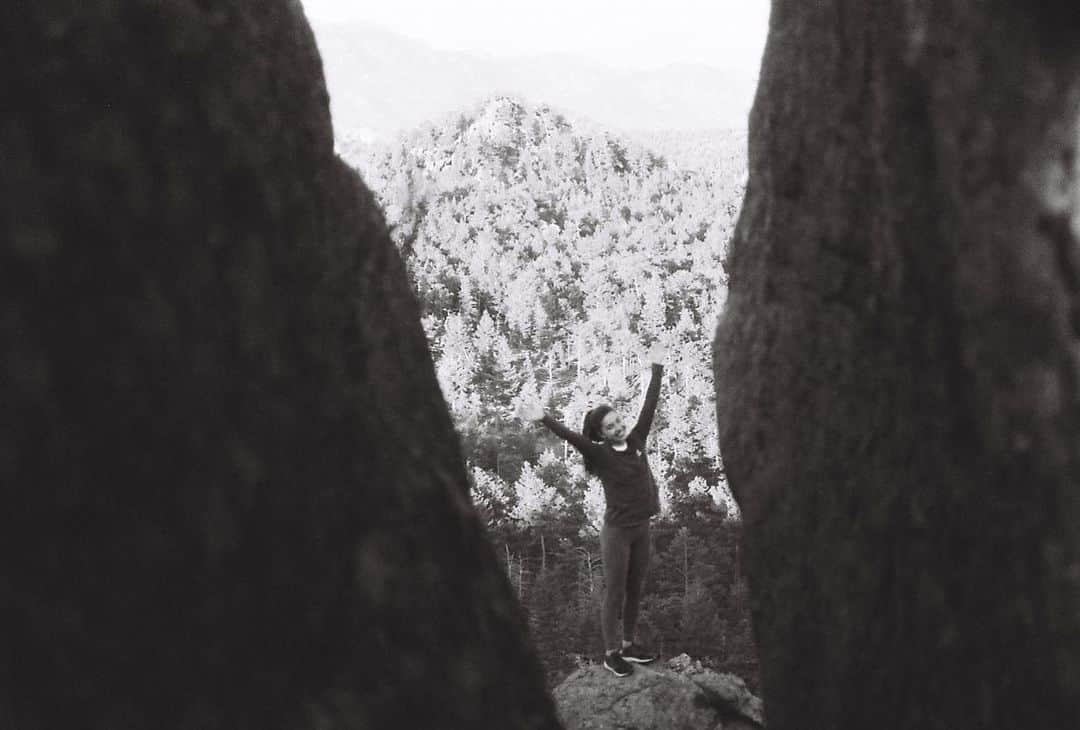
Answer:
[{"left": 600, "top": 521, "right": 651, "bottom": 652}]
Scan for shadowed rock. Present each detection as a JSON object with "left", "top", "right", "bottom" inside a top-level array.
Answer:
[
  {"left": 0, "top": 3, "right": 559, "bottom": 728},
  {"left": 715, "top": 1, "right": 1080, "bottom": 729}
]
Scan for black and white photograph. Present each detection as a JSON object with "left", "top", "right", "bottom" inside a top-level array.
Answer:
[{"left": 4, "top": 1, "right": 1080, "bottom": 728}]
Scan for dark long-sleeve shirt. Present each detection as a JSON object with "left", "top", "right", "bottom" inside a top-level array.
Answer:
[{"left": 541, "top": 364, "right": 663, "bottom": 527}]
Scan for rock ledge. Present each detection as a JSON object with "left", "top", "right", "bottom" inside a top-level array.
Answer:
[{"left": 553, "top": 654, "right": 763, "bottom": 730}]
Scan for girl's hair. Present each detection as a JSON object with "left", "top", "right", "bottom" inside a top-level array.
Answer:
[{"left": 580, "top": 404, "right": 614, "bottom": 475}]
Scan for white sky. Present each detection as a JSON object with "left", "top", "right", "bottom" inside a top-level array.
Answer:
[{"left": 301, "top": 0, "right": 770, "bottom": 74}]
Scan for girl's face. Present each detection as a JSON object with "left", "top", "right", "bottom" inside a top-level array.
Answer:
[{"left": 600, "top": 411, "right": 628, "bottom": 443}]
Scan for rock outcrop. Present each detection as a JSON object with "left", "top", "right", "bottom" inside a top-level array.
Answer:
[
  {"left": 715, "top": 1, "right": 1080, "bottom": 728},
  {"left": 554, "top": 656, "right": 762, "bottom": 730},
  {"left": 1, "top": 3, "right": 559, "bottom": 729}
]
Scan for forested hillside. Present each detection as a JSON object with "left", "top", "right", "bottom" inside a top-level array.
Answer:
[{"left": 339, "top": 97, "right": 757, "bottom": 685}]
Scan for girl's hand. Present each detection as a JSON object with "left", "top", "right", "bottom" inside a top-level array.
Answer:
[
  {"left": 517, "top": 400, "right": 545, "bottom": 423},
  {"left": 646, "top": 341, "right": 668, "bottom": 365}
]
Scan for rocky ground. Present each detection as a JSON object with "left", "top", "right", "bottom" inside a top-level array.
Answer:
[{"left": 553, "top": 654, "right": 763, "bottom": 730}]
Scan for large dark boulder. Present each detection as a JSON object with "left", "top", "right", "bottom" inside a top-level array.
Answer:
[
  {"left": 715, "top": 2, "right": 1080, "bottom": 729},
  {"left": 0, "top": 3, "right": 559, "bottom": 729}
]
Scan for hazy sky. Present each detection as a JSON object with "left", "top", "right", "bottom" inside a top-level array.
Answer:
[{"left": 301, "top": 0, "right": 770, "bottom": 74}]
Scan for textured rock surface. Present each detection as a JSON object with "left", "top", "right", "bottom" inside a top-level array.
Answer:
[
  {"left": 554, "top": 661, "right": 762, "bottom": 730},
  {"left": 0, "top": 3, "right": 559, "bottom": 729},
  {"left": 666, "top": 654, "right": 764, "bottom": 726},
  {"left": 715, "top": 2, "right": 1080, "bottom": 729}
]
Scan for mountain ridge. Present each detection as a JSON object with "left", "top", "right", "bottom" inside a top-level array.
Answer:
[
  {"left": 310, "top": 20, "right": 757, "bottom": 140},
  {"left": 337, "top": 94, "right": 748, "bottom": 185}
]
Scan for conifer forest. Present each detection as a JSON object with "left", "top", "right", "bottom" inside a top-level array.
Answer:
[{"left": 341, "top": 97, "right": 758, "bottom": 687}]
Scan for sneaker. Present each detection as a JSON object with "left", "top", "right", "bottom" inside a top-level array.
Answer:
[
  {"left": 620, "top": 643, "right": 657, "bottom": 664},
  {"left": 602, "top": 651, "right": 634, "bottom": 677}
]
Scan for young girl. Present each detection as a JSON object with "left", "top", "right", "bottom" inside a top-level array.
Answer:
[{"left": 519, "top": 343, "right": 666, "bottom": 677}]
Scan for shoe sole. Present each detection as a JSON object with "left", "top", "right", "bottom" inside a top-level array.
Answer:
[
  {"left": 623, "top": 656, "right": 656, "bottom": 664},
  {"left": 603, "top": 662, "right": 632, "bottom": 677}
]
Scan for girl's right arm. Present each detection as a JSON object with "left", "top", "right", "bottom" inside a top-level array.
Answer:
[
  {"left": 518, "top": 402, "right": 597, "bottom": 455},
  {"left": 539, "top": 415, "right": 597, "bottom": 454}
]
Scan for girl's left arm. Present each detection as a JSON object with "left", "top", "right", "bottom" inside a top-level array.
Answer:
[{"left": 631, "top": 363, "right": 663, "bottom": 440}]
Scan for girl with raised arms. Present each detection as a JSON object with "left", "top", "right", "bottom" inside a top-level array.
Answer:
[{"left": 518, "top": 342, "right": 666, "bottom": 677}]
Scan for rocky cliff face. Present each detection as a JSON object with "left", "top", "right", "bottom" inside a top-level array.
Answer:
[
  {"left": 716, "top": 1, "right": 1080, "bottom": 728},
  {"left": 0, "top": 3, "right": 559, "bottom": 729}
]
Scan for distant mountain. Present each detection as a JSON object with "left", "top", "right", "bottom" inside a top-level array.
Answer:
[{"left": 309, "top": 21, "right": 757, "bottom": 142}]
